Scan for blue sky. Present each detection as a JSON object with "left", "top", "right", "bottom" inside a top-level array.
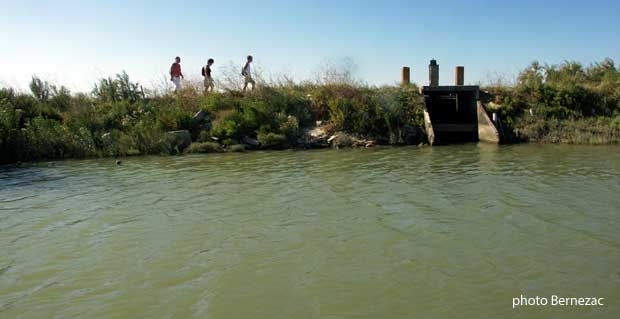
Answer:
[{"left": 1, "top": 0, "right": 618, "bottom": 92}]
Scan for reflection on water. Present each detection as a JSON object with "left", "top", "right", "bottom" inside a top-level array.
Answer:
[{"left": 1, "top": 144, "right": 619, "bottom": 318}]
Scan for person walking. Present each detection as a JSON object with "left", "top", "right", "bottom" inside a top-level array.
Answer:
[
  {"left": 170, "top": 56, "right": 184, "bottom": 92},
  {"left": 202, "top": 58, "right": 215, "bottom": 93},
  {"left": 242, "top": 55, "right": 255, "bottom": 92}
]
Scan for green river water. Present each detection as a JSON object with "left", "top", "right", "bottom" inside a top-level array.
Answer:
[{"left": 1, "top": 144, "right": 619, "bottom": 318}]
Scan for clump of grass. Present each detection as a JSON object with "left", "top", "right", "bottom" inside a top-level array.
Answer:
[
  {"left": 229, "top": 144, "right": 247, "bottom": 152},
  {"left": 257, "top": 131, "right": 287, "bottom": 149},
  {"left": 186, "top": 142, "right": 224, "bottom": 153},
  {"left": 514, "top": 116, "right": 620, "bottom": 144}
]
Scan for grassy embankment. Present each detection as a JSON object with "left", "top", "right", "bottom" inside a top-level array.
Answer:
[
  {"left": 0, "top": 72, "right": 427, "bottom": 164},
  {"left": 1, "top": 59, "right": 619, "bottom": 164},
  {"left": 485, "top": 59, "right": 620, "bottom": 143}
]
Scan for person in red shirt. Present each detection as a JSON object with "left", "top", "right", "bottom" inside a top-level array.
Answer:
[{"left": 170, "top": 56, "right": 184, "bottom": 92}]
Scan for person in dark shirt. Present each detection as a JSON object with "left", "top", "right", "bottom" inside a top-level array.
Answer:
[{"left": 203, "top": 58, "right": 215, "bottom": 93}]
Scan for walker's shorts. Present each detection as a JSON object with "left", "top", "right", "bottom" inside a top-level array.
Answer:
[
  {"left": 204, "top": 77, "right": 214, "bottom": 89},
  {"left": 243, "top": 75, "right": 255, "bottom": 85},
  {"left": 172, "top": 76, "right": 181, "bottom": 91}
]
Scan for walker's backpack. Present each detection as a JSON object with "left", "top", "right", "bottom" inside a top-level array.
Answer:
[{"left": 201, "top": 66, "right": 205, "bottom": 77}]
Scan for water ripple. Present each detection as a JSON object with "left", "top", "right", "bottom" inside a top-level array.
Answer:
[{"left": 1, "top": 145, "right": 619, "bottom": 318}]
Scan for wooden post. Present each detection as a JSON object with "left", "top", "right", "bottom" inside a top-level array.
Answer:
[
  {"left": 455, "top": 66, "right": 464, "bottom": 85},
  {"left": 429, "top": 60, "right": 439, "bottom": 86},
  {"left": 401, "top": 67, "right": 410, "bottom": 86}
]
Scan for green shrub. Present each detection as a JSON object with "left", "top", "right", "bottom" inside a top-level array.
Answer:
[
  {"left": 21, "top": 117, "right": 68, "bottom": 160},
  {"left": 202, "top": 93, "right": 240, "bottom": 113},
  {"left": 48, "top": 86, "right": 72, "bottom": 111},
  {"left": 64, "top": 99, "right": 103, "bottom": 133},
  {"left": 66, "top": 126, "right": 99, "bottom": 157},
  {"left": 155, "top": 106, "right": 192, "bottom": 131},
  {"left": 92, "top": 71, "right": 144, "bottom": 103},
  {"left": 211, "top": 109, "right": 245, "bottom": 140},
  {"left": 0, "top": 104, "right": 26, "bottom": 163},
  {"left": 101, "top": 129, "right": 138, "bottom": 156},
  {"left": 327, "top": 97, "right": 351, "bottom": 130},
  {"left": 278, "top": 115, "right": 300, "bottom": 143},
  {"left": 98, "top": 101, "right": 131, "bottom": 130},
  {"left": 130, "top": 120, "right": 169, "bottom": 155},
  {"left": 197, "top": 130, "right": 214, "bottom": 142},
  {"left": 230, "top": 144, "right": 247, "bottom": 152},
  {"left": 8, "top": 94, "right": 39, "bottom": 119},
  {"left": 257, "top": 131, "right": 287, "bottom": 148},
  {"left": 186, "top": 142, "right": 223, "bottom": 153}
]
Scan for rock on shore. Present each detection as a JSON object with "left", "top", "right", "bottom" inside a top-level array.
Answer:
[{"left": 166, "top": 130, "right": 192, "bottom": 152}]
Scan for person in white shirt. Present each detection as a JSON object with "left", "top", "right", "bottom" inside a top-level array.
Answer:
[{"left": 242, "top": 55, "right": 255, "bottom": 92}]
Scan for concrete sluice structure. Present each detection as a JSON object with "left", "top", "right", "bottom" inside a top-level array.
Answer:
[{"left": 414, "top": 60, "right": 501, "bottom": 145}]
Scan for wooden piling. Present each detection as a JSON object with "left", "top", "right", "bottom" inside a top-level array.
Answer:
[
  {"left": 401, "top": 67, "right": 410, "bottom": 86},
  {"left": 429, "top": 60, "right": 439, "bottom": 86},
  {"left": 455, "top": 66, "right": 464, "bottom": 86}
]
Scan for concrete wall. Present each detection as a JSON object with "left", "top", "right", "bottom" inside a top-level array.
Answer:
[
  {"left": 422, "top": 86, "right": 480, "bottom": 144},
  {"left": 477, "top": 102, "right": 500, "bottom": 143},
  {"left": 423, "top": 110, "right": 435, "bottom": 145}
]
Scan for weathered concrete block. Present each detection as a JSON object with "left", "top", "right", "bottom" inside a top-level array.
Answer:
[
  {"left": 423, "top": 109, "right": 435, "bottom": 145},
  {"left": 191, "top": 110, "right": 208, "bottom": 124},
  {"left": 329, "top": 132, "right": 373, "bottom": 148},
  {"left": 477, "top": 102, "right": 500, "bottom": 143},
  {"left": 401, "top": 124, "right": 418, "bottom": 144},
  {"left": 190, "top": 110, "right": 210, "bottom": 140},
  {"left": 242, "top": 136, "right": 259, "bottom": 147},
  {"left": 167, "top": 130, "right": 192, "bottom": 151}
]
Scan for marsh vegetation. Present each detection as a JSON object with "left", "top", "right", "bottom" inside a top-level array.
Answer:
[{"left": 1, "top": 59, "right": 619, "bottom": 164}]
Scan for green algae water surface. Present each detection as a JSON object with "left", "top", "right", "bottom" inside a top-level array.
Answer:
[{"left": 1, "top": 144, "right": 619, "bottom": 318}]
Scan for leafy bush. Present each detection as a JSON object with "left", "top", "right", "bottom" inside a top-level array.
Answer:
[
  {"left": 92, "top": 71, "right": 144, "bottom": 103},
  {"left": 278, "top": 115, "right": 300, "bottom": 143},
  {"left": 155, "top": 106, "right": 192, "bottom": 131},
  {"left": 130, "top": 120, "right": 170, "bottom": 155},
  {"left": 0, "top": 104, "right": 26, "bottom": 163},
  {"left": 101, "top": 129, "right": 138, "bottom": 156},
  {"left": 257, "top": 131, "right": 287, "bottom": 148},
  {"left": 186, "top": 142, "right": 224, "bottom": 153},
  {"left": 211, "top": 110, "right": 245, "bottom": 141},
  {"left": 21, "top": 117, "right": 68, "bottom": 160}
]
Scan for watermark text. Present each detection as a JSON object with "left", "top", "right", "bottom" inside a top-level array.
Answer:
[{"left": 512, "top": 295, "right": 604, "bottom": 309}]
